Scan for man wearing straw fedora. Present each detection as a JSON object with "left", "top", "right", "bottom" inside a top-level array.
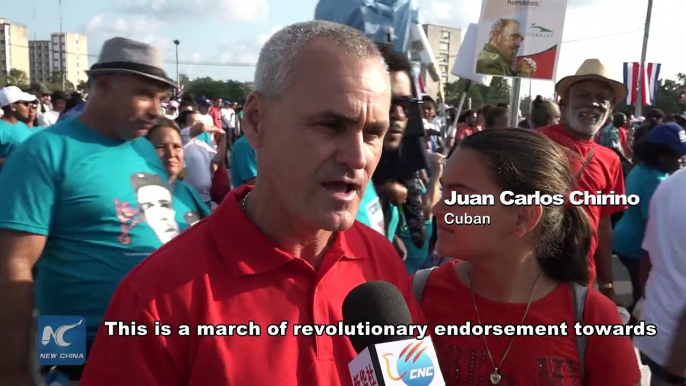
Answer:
[
  {"left": 0, "top": 37, "right": 176, "bottom": 385},
  {"left": 538, "top": 59, "right": 628, "bottom": 302}
]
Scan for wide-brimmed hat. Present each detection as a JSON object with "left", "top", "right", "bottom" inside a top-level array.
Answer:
[
  {"left": 88, "top": 37, "right": 175, "bottom": 88},
  {"left": 555, "top": 59, "right": 627, "bottom": 106}
]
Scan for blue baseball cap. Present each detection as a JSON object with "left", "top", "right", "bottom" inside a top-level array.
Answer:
[
  {"left": 646, "top": 122, "right": 686, "bottom": 155},
  {"left": 196, "top": 96, "right": 211, "bottom": 107}
]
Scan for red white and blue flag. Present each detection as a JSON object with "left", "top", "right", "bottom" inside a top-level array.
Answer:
[{"left": 623, "top": 62, "right": 661, "bottom": 106}]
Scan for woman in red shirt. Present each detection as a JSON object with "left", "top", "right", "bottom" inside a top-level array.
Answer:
[{"left": 420, "top": 129, "right": 641, "bottom": 385}]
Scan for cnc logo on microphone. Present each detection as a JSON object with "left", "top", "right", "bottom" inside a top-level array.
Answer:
[
  {"left": 382, "top": 340, "right": 435, "bottom": 386},
  {"left": 37, "top": 316, "right": 86, "bottom": 365}
]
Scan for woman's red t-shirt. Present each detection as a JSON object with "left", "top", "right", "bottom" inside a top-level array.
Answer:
[{"left": 420, "top": 261, "right": 641, "bottom": 386}]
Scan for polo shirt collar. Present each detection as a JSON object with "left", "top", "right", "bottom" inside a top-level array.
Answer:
[{"left": 209, "top": 186, "right": 364, "bottom": 277}]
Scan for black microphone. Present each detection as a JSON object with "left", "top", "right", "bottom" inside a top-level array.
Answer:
[{"left": 342, "top": 281, "right": 445, "bottom": 385}]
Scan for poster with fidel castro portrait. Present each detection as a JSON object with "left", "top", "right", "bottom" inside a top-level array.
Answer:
[{"left": 474, "top": 0, "right": 568, "bottom": 81}]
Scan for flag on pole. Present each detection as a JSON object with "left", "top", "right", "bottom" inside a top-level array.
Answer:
[
  {"left": 623, "top": 62, "right": 661, "bottom": 106},
  {"left": 175, "top": 84, "right": 185, "bottom": 100}
]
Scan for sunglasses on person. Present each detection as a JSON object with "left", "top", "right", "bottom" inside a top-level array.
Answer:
[
  {"left": 15, "top": 101, "right": 38, "bottom": 109},
  {"left": 391, "top": 97, "right": 421, "bottom": 116}
]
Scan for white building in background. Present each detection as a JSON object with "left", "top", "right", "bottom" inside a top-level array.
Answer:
[
  {"left": 50, "top": 32, "right": 88, "bottom": 86},
  {"left": 420, "top": 24, "right": 462, "bottom": 99},
  {"left": 0, "top": 18, "right": 31, "bottom": 80},
  {"left": 29, "top": 40, "right": 51, "bottom": 84}
]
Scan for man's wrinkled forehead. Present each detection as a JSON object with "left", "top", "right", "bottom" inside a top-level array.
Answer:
[{"left": 568, "top": 79, "right": 614, "bottom": 97}]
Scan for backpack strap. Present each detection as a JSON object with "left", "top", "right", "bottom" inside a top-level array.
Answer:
[
  {"left": 412, "top": 267, "right": 438, "bottom": 304},
  {"left": 570, "top": 282, "right": 589, "bottom": 381}
]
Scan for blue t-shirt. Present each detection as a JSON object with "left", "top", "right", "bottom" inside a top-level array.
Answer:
[
  {"left": 0, "top": 119, "right": 181, "bottom": 340},
  {"left": 0, "top": 119, "right": 33, "bottom": 159},
  {"left": 173, "top": 180, "right": 211, "bottom": 231},
  {"left": 612, "top": 163, "right": 668, "bottom": 259},
  {"left": 230, "top": 135, "right": 257, "bottom": 187},
  {"left": 356, "top": 182, "right": 400, "bottom": 241},
  {"left": 57, "top": 103, "right": 85, "bottom": 122},
  {"left": 387, "top": 204, "right": 400, "bottom": 242},
  {"left": 356, "top": 182, "right": 386, "bottom": 236}
]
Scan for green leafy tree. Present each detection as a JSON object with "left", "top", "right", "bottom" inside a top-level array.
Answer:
[
  {"left": 615, "top": 73, "right": 686, "bottom": 116},
  {"left": 444, "top": 79, "right": 485, "bottom": 111},
  {"left": 5, "top": 69, "right": 29, "bottom": 87},
  {"left": 483, "top": 77, "right": 511, "bottom": 105},
  {"left": 184, "top": 78, "right": 253, "bottom": 104}
]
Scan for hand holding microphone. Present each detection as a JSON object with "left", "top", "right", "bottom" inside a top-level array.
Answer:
[{"left": 342, "top": 281, "right": 445, "bottom": 386}]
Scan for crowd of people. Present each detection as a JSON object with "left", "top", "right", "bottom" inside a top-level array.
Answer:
[{"left": 0, "top": 20, "right": 684, "bottom": 386}]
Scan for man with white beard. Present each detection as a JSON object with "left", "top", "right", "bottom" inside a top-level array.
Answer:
[{"left": 538, "top": 59, "right": 628, "bottom": 301}]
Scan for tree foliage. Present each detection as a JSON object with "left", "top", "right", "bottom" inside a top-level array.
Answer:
[
  {"left": 615, "top": 73, "right": 686, "bottom": 116},
  {"left": 1, "top": 69, "right": 29, "bottom": 87},
  {"left": 183, "top": 78, "right": 253, "bottom": 104},
  {"left": 443, "top": 77, "right": 511, "bottom": 111},
  {"left": 46, "top": 71, "right": 75, "bottom": 92}
]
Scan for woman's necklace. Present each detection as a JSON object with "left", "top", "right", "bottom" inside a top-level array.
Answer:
[
  {"left": 467, "top": 269, "right": 540, "bottom": 385},
  {"left": 242, "top": 191, "right": 251, "bottom": 212}
]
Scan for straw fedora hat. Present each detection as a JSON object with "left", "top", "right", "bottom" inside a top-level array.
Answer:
[
  {"left": 88, "top": 37, "right": 176, "bottom": 88},
  {"left": 555, "top": 59, "right": 627, "bottom": 106}
]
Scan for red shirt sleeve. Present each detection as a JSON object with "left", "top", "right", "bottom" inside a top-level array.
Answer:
[
  {"left": 210, "top": 167, "right": 231, "bottom": 204},
  {"left": 600, "top": 155, "right": 627, "bottom": 217},
  {"left": 584, "top": 289, "right": 641, "bottom": 386},
  {"left": 80, "top": 280, "right": 185, "bottom": 386},
  {"left": 455, "top": 126, "right": 468, "bottom": 141}
]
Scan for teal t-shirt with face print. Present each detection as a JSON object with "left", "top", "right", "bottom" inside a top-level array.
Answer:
[{"left": 0, "top": 119, "right": 187, "bottom": 340}]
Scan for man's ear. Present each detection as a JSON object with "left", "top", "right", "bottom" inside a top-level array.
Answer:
[{"left": 242, "top": 92, "right": 267, "bottom": 149}]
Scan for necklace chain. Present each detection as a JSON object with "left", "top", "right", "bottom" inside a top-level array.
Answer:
[
  {"left": 468, "top": 269, "right": 540, "bottom": 383},
  {"left": 242, "top": 191, "right": 251, "bottom": 212}
]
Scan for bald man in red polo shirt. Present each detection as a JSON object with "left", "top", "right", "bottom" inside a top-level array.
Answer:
[{"left": 81, "top": 21, "right": 425, "bottom": 386}]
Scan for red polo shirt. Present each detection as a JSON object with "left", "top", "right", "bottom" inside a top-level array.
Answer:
[
  {"left": 537, "top": 124, "right": 626, "bottom": 284},
  {"left": 81, "top": 186, "right": 424, "bottom": 386},
  {"left": 208, "top": 106, "right": 222, "bottom": 128}
]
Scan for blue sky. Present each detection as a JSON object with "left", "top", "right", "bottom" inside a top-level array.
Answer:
[{"left": 3, "top": 0, "right": 683, "bottom": 99}]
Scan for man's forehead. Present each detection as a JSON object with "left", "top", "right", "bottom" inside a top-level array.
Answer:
[
  {"left": 570, "top": 80, "right": 613, "bottom": 94},
  {"left": 390, "top": 71, "right": 412, "bottom": 95}
]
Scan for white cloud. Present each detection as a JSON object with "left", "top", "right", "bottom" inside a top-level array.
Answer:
[
  {"left": 426, "top": 1, "right": 454, "bottom": 21},
  {"left": 191, "top": 52, "right": 202, "bottom": 63},
  {"left": 85, "top": 14, "right": 173, "bottom": 64},
  {"left": 420, "top": 0, "right": 480, "bottom": 28},
  {"left": 258, "top": 25, "right": 283, "bottom": 45},
  {"left": 114, "top": 0, "right": 269, "bottom": 23},
  {"left": 219, "top": 41, "right": 260, "bottom": 65}
]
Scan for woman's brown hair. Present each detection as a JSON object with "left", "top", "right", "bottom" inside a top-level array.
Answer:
[
  {"left": 530, "top": 95, "right": 560, "bottom": 129},
  {"left": 146, "top": 117, "right": 181, "bottom": 140},
  {"left": 457, "top": 128, "right": 591, "bottom": 284}
]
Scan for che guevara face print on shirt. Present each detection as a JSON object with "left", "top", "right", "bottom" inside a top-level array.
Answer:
[
  {"left": 130, "top": 172, "right": 180, "bottom": 244},
  {"left": 116, "top": 172, "right": 202, "bottom": 246}
]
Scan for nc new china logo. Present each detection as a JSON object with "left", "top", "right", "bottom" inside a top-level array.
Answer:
[
  {"left": 37, "top": 316, "right": 86, "bottom": 365},
  {"left": 382, "top": 341, "right": 435, "bottom": 386}
]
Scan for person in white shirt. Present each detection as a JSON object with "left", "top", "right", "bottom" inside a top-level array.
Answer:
[
  {"left": 37, "top": 91, "right": 68, "bottom": 127},
  {"left": 422, "top": 95, "right": 445, "bottom": 153},
  {"left": 195, "top": 96, "right": 215, "bottom": 133},
  {"left": 220, "top": 100, "right": 235, "bottom": 131},
  {"left": 177, "top": 110, "right": 226, "bottom": 208},
  {"left": 635, "top": 166, "right": 686, "bottom": 385},
  {"left": 165, "top": 100, "right": 179, "bottom": 120}
]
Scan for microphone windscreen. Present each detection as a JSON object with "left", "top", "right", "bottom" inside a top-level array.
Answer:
[{"left": 342, "top": 281, "right": 413, "bottom": 353}]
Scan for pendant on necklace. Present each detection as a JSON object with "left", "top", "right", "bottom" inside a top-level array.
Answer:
[{"left": 490, "top": 370, "right": 502, "bottom": 385}]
